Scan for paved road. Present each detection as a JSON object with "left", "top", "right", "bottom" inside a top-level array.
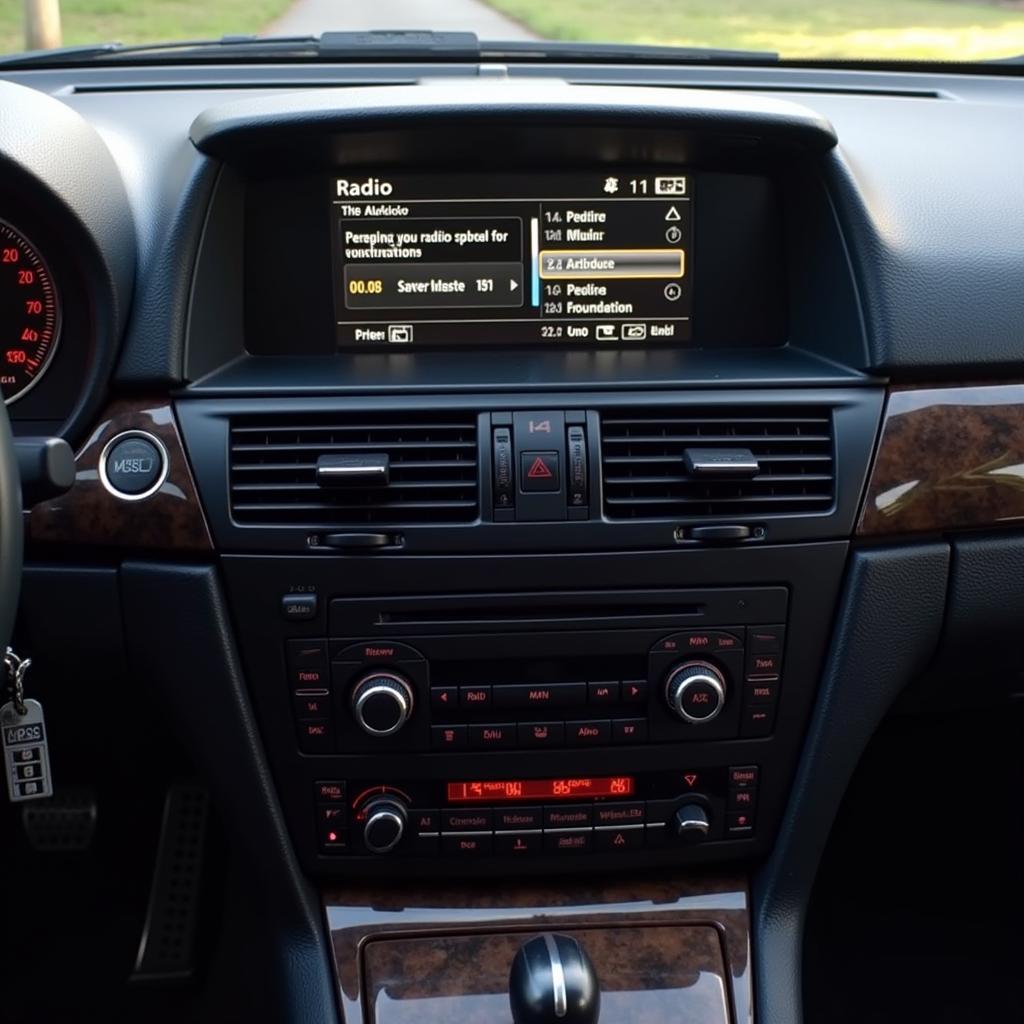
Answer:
[{"left": 265, "top": 0, "right": 536, "bottom": 40}]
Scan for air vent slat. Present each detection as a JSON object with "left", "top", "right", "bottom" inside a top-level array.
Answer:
[
  {"left": 600, "top": 406, "right": 835, "bottom": 520},
  {"left": 229, "top": 412, "right": 479, "bottom": 527}
]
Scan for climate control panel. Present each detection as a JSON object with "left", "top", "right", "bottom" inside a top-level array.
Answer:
[{"left": 313, "top": 766, "right": 760, "bottom": 860}]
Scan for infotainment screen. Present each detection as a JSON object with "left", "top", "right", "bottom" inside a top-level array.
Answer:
[{"left": 330, "top": 171, "right": 693, "bottom": 347}]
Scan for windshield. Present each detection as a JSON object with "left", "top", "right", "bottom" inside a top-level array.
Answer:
[{"left": 5, "top": 0, "right": 1024, "bottom": 61}]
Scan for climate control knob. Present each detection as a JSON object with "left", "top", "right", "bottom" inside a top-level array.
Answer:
[
  {"left": 351, "top": 671, "right": 414, "bottom": 736},
  {"left": 664, "top": 661, "right": 726, "bottom": 724},
  {"left": 361, "top": 795, "right": 408, "bottom": 854}
]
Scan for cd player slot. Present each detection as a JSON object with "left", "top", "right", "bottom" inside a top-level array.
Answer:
[{"left": 329, "top": 587, "right": 788, "bottom": 636}]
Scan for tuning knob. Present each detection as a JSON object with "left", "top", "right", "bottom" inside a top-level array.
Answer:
[
  {"left": 674, "top": 803, "right": 711, "bottom": 845},
  {"left": 351, "top": 671, "right": 414, "bottom": 736},
  {"left": 664, "top": 660, "right": 726, "bottom": 724},
  {"left": 361, "top": 795, "right": 408, "bottom": 854}
]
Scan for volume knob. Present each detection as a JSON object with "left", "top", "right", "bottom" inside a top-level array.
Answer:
[
  {"left": 351, "top": 671, "right": 414, "bottom": 736},
  {"left": 665, "top": 661, "right": 726, "bottom": 724}
]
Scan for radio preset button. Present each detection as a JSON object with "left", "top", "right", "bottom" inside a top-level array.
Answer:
[
  {"left": 460, "top": 685, "right": 492, "bottom": 709},
  {"left": 469, "top": 723, "right": 517, "bottom": 749},
  {"left": 518, "top": 721, "right": 565, "bottom": 747},
  {"left": 612, "top": 718, "right": 647, "bottom": 744},
  {"left": 431, "top": 724, "right": 467, "bottom": 750},
  {"left": 566, "top": 720, "right": 611, "bottom": 746},
  {"left": 587, "top": 681, "right": 620, "bottom": 704}
]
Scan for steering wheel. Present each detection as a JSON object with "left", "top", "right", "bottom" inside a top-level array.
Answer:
[{"left": 0, "top": 398, "right": 22, "bottom": 651}]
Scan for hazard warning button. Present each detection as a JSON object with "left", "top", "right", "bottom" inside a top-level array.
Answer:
[{"left": 520, "top": 451, "right": 560, "bottom": 493}]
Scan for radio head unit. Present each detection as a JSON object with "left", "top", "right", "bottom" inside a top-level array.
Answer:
[{"left": 330, "top": 170, "right": 695, "bottom": 348}]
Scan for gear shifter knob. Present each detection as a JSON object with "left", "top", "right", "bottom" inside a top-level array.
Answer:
[{"left": 509, "top": 933, "right": 600, "bottom": 1024}]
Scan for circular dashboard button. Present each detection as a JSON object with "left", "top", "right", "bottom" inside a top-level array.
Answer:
[{"left": 100, "top": 432, "right": 167, "bottom": 499}]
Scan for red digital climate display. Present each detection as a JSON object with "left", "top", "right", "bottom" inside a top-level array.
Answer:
[{"left": 447, "top": 777, "right": 635, "bottom": 803}]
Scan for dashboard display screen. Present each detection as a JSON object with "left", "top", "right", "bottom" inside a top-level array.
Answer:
[
  {"left": 447, "top": 777, "right": 635, "bottom": 803},
  {"left": 331, "top": 172, "right": 693, "bottom": 347}
]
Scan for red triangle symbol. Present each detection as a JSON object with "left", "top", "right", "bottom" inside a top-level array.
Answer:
[
  {"left": 613, "top": 833, "right": 626, "bottom": 846},
  {"left": 527, "top": 457, "right": 553, "bottom": 480},
  {"left": 684, "top": 773, "right": 698, "bottom": 787},
  {"left": 439, "top": 691, "right": 448, "bottom": 702}
]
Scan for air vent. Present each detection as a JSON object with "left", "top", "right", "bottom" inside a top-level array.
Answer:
[
  {"left": 601, "top": 406, "right": 835, "bottom": 520},
  {"left": 229, "top": 412, "right": 479, "bottom": 526}
]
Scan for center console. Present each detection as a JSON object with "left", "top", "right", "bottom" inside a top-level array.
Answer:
[{"left": 176, "top": 84, "right": 883, "bottom": 889}]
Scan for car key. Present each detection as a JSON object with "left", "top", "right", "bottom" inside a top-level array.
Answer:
[{"left": 1, "top": 648, "right": 53, "bottom": 802}]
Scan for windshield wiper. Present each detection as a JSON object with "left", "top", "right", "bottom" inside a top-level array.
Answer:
[{"left": 0, "top": 30, "right": 777, "bottom": 69}]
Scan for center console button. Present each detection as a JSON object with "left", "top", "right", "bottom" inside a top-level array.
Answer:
[
  {"left": 286, "top": 639, "right": 329, "bottom": 684},
  {"left": 297, "top": 718, "right": 335, "bottom": 754},
  {"left": 747, "top": 626, "right": 785, "bottom": 654},
  {"left": 729, "top": 766, "right": 759, "bottom": 788},
  {"left": 442, "top": 809, "right": 493, "bottom": 833},
  {"left": 293, "top": 691, "right": 331, "bottom": 719},
  {"left": 593, "top": 802, "right": 645, "bottom": 827},
  {"left": 518, "top": 721, "right": 565, "bottom": 747},
  {"left": 728, "top": 789, "right": 757, "bottom": 810},
  {"left": 494, "top": 806, "right": 543, "bottom": 831},
  {"left": 494, "top": 682, "right": 586, "bottom": 709},
  {"left": 544, "top": 830, "right": 591, "bottom": 853},
  {"left": 413, "top": 809, "right": 440, "bottom": 834},
  {"left": 612, "top": 718, "right": 647, "bottom": 744},
  {"left": 431, "top": 724, "right": 467, "bottom": 750},
  {"left": 746, "top": 651, "right": 782, "bottom": 677},
  {"left": 544, "top": 804, "right": 592, "bottom": 829},
  {"left": 442, "top": 833, "right": 493, "bottom": 856},
  {"left": 594, "top": 827, "right": 644, "bottom": 852},
  {"left": 741, "top": 706, "right": 775, "bottom": 737},
  {"left": 587, "top": 681, "right": 620, "bottom": 704},
  {"left": 460, "top": 685, "right": 492, "bottom": 710},
  {"left": 333, "top": 640, "right": 424, "bottom": 664},
  {"left": 469, "top": 723, "right": 517, "bottom": 749},
  {"left": 430, "top": 686, "right": 458, "bottom": 712},
  {"left": 495, "top": 832, "right": 541, "bottom": 856},
  {"left": 566, "top": 720, "right": 611, "bottom": 746},
  {"left": 745, "top": 679, "right": 779, "bottom": 704},
  {"left": 315, "top": 781, "right": 346, "bottom": 803},
  {"left": 621, "top": 680, "right": 648, "bottom": 704}
]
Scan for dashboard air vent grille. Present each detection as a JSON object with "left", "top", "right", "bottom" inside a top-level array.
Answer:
[
  {"left": 601, "top": 406, "right": 835, "bottom": 519},
  {"left": 229, "top": 413, "right": 479, "bottom": 526}
]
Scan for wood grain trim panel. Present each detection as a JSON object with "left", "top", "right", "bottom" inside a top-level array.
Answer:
[
  {"left": 858, "top": 384, "right": 1024, "bottom": 537},
  {"left": 28, "top": 399, "right": 212, "bottom": 551},
  {"left": 325, "top": 873, "right": 749, "bottom": 1024},
  {"left": 363, "top": 926, "right": 729, "bottom": 1024}
]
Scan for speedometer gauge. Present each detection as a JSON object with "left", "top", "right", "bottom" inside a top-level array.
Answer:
[{"left": 0, "top": 220, "right": 60, "bottom": 403}]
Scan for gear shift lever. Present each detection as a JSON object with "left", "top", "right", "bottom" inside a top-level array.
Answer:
[{"left": 509, "top": 933, "right": 600, "bottom": 1024}]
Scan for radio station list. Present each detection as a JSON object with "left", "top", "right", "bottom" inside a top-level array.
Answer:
[{"left": 331, "top": 174, "right": 693, "bottom": 346}]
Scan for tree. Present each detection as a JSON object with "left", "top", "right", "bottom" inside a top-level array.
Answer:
[{"left": 24, "top": 0, "right": 62, "bottom": 51}]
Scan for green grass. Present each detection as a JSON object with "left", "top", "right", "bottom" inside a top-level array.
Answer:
[
  {"left": 0, "top": 0, "right": 293, "bottom": 56},
  {"left": 486, "top": 0, "right": 1024, "bottom": 59}
]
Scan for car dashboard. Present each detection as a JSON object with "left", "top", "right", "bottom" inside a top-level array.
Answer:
[{"left": 3, "top": 55, "right": 1024, "bottom": 1024}]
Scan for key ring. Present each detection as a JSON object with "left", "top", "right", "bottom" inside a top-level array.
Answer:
[{"left": 4, "top": 647, "right": 31, "bottom": 717}]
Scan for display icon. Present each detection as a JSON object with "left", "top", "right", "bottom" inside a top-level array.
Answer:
[
  {"left": 665, "top": 205, "right": 681, "bottom": 222},
  {"left": 622, "top": 323, "right": 648, "bottom": 341},
  {"left": 387, "top": 324, "right": 413, "bottom": 343},
  {"left": 655, "top": 176, "right": 688, "bottom": 196},
  {"left": 595, "top": 324, "right": 618, "bottom": 341},
  {"left": 603, "top": 176, "right": 619, "bottom": 194},
  {"left": 664, "top": 283, "right": 682, "bottom": 302},
  {"left": 527, "top": 457, "right": 553, "bottom": 480},
  {"left": 665, "top": 225, "right": 682, "bottom": 244}
]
